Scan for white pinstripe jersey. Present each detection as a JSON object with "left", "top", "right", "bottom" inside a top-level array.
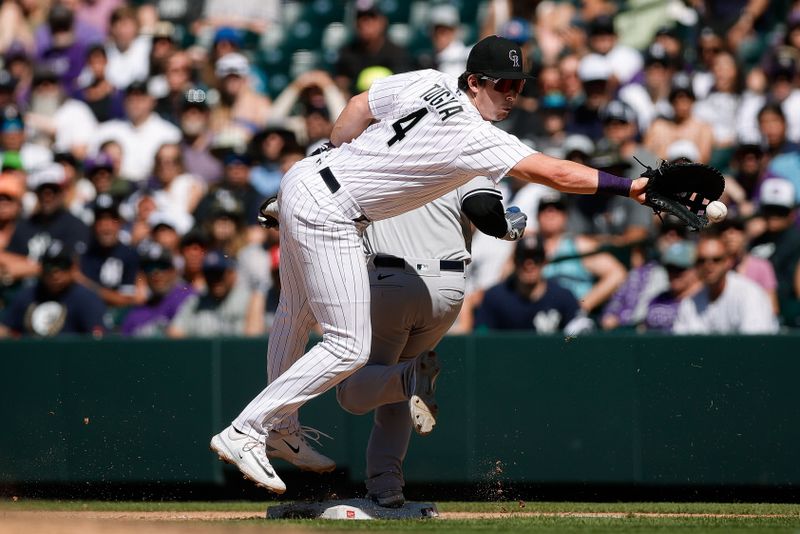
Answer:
[
  {"left": 363, "top": 175, "right": 502, "bottom": 263},
  {"left": 321, "top": 69, "right": 536, "bottom": 221}
]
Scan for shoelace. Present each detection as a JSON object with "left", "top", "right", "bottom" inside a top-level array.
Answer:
[
  {"left": 242, "top": 438, "right": 269, "bottom": 462},
  {"left": 298, "top": 425, "right": 333, "bottom": 448}
]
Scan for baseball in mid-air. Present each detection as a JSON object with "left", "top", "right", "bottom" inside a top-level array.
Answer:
[{"left": 706, "top": 201, "right": 728, "bottom": 223}]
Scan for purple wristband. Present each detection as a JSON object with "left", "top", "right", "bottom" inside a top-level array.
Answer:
[{"left": 597, "top": 171, "right": 632, "bottom": 197}]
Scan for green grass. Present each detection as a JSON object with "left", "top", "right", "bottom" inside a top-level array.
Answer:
[{"left": 4, "top": 500, "right": 800, "bottom": 533}]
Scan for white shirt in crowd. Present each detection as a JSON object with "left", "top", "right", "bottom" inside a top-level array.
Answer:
[
  {"left": 105, "top": 35, "right": 152, "bottom": 89},
  {"left": 90, "top": 113, "right": 182, "bottom": 182},
  {"left": 52, "top": 98, "right": 98, "bottom": 154},
  {"left": 673, "top": 271, "right": 779, "bottom": 334}
]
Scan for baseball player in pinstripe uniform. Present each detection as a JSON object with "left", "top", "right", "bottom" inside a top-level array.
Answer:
[{"left": 210, "top": 35, "right": 649, "bottom": 495}]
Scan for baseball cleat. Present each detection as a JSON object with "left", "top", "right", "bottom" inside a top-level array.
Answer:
[
  {"left": 409, "top": 350, "right": 440, "bottom": 436},
  {"left": 367, "top": 489, "right": 406, "bottom": 508},
  {"left": 266, "top": 425, "right": 336, "bottom": 473},
  {"left": 210, "top": 425, "right": 286, "bottom": 494}
]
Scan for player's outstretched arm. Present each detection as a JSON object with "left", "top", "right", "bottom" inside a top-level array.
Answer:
[
  {"left": 510, "top": 153, "right": 648, "bottom": 203},
  {"left": 330, "top": 91, "right": 375, "bottom": 147}
]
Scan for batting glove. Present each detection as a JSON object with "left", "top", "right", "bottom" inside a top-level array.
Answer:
[
  {"left": 258, "top": 196, "right": 280, "bottom": 229},
  {"left": 309, "top": 141, "right": 335, "bottom": 157},
  {"left": 502, "top": 206, "right": 527, "bottom": 241}
]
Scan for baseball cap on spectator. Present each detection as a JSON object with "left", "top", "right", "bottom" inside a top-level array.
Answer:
[
  {"left": 31, "top": 67, "right": 60, "bottom": 88},
  {"left": 213, "top": 26, "right": 243, "bottom": 48},
  {"left": 0, "top": 174, "right": 24, "bottom": 199},
  {"left": 41, "top": 241, "right": 74, "bottom": 270},
  {"left": 540, "top": 92, "right": 567, "bottom": 112},
  {"left": 577, "top": 53, "right": 611, "bottom": 82},
  {"left": 180, "top": 228, "right": 209, "bottom": 249},
  {"left": 48, "top": 3, "right": 74, "bottom": 33},
  {"left": 430, "top": 4, "right": 459, "bottom": 28},
  {"left": 668, "top": 72, "right": 694, "bottom": 101},
  {"left": 715, "top": 215, "right": 746, "bottom": 233},
  {"left": 85, "top": 152, "right": 114, "bottom": 175},
  {"left": 203, "top": 250, "right": 237, "bottom": 274},
  {"left": 514, "top": 235, "right": 546, "bottom": 264},
  {"left": 1, "top": 151, "right": 23, "bottom": 171},
  {"left": 734, "top": 141, "right": 764, "bottom": 158},
  {"left": 92, "top": 193, "right": 120, "bottom": 219},
  {"left": 0, "top": 114, "right": 23, "bottom": 133},
  {"left": 666, "top": 139, "right": 700, "bottom": 162},
  {"left": 499, "top": 18, "right": 533, "bottom": 45},
  {"left": 28, "top": 163, "right": 67, "bottom": 190},
  {"left": 210, "top": 195, "right": 244, "bottom": 222},
  {"left": 766, "top": 48, "right": 798, "bottom": 80},
  {"left": 660, "top": 241, "right": 696, "bottom": 269},
  {"left": 182, "top": 88, "right": 210, "bottom": 111},
  {"left": 152, "top": 21, "right": 176, "bottom": 42},
  {"left": 139, "top": 242, "right": 174, "bottom": 270},
  {"left": 759, "top": 178, "right": 796, "bottom": 212},
  {"left": 53, "top": 151, "right": 79, "bottom": 170},
  {"left": 466, "top": 36, "right": 531, "bottom": 80},
  {"left": 588, "top": 14, "right": 615, "bottom": 36},
  {"left": 600, "top": 99, "right": 636, "bottom": 124},
  {"left": 125, "top": 79, "right": 150, "bottom": 96},
  {"left": 591, "top": 148, "right": 631, "bottom": 172},
  {"left": 215, "top": 52, "right": 249, "bottom": 78},
  {"left": 563, "top": 134, "right": 594, "bottom": 158},
  {"left": 644, "top": 43, "right": 674, "bottom": 68},
  {"left": 3, "top": 41, "right": 29, "bottom": 63},
  {"left": 355, "top": 0, "right": 382, "bottom": 18},
  {"left": 655, "top": 25, "right": 680, "bottom": 39},
  {"left": 538, "top": 190, "right": 568, "bottom": 211}
]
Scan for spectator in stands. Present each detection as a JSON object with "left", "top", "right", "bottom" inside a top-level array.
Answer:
[
  {"left": 34, "top": 3, "right": 101, "bottom": 94},
  {"left": 150, "top": 142, "right": 205, "bottom": 217},
  {"left": 619, "top": 43, "right": 678, "bottom": 134},
  {"left": 204, "top": 196, "right": 246, "bottom": 258},
  {"left": 723, "top": 142, "right": 768, "bottom": 217},
  {"left": 417, "top": 4, "right": 470, "bottom": 78},
  {"left": 717, "top": 216, "right": 778, "bottom": 312},
  {"left": 209, "top": 52, "right": 271, "bottom": 147},
  {"left": 474, "top": 236, "right": 583, "bottom": 333},
  {"left": 154, "top": 51, "right": 196, "bottom": 125},
  {"left": 167, "top": 250, "right": 250, "bottom": 337},
  {"left": 178, "top": 228, "right": 209, "bottom": 292},
  {"left": 91, "top": 80, "right": 181, "bottom": 183},
  {"left": 76, "top": 194, "right": 143, "bottom": 310},
  {"left": 567, "top": 53, "right": 613, "bottom": 141},
  {"left": 77, "top": 43, "right": 126, "bottom": 122},
  {"left": 247, "top": 126, "right": 299, "bottom": 198},
  {"left": 538, "top": 191, "right": 627, "bottom": 315},
  {"left": 121, "top": 242, "right": 195, "bottom": 337},
  {"left": 601, "top": 218, "right": 687, "bottom": 330},
  {"left": 642, "top": 241, "right": 701, "bottom": 332},
  {"left": 673, "top": 234, "right": 778, "bottom": 334},
  {"left": 177, "top": 89, "right": 222, "bottom": 186},
  {"left": 757, "top": 103, "right": 800, "bottom": 163},
  {"left": 193, "top": 151, "right": 262, "bottom": 233},
  {"left": 1, "top": 105, "right": 53, "bottom": 172},
  {"left": 0, "top": 242, "right": 106, "bottom": 338},
  {"left": 104, "top": 6, "right": 151, "bottom": 89},
  {"left": 81, "top": 151, "right": 132, "bottom": 205},
  {"left": 643, "top": 73, "right": 714, "bottom": 163},
  {"left": 585, "top": 14, "right": 642, "bottom": 86},
  {"left": 147, "top": 211, "right": 187, "bottom": 257},
  {"left": 146, "top": 21, "right": 178, "bottom": 99},
  {"left": 334, "top": 1, "right": 413, "bottom": 96},
  {"left": 194, "top": 0, "right": 279, "bottom": 36},
  {"left": 24, "top": 67, "right": 97, "bottom": 159},
  {"left": 0, "top": 170, "right": 28, "bottom": 292},
  {"left": 749, "top": 178, "right": 800, "bottom": 326},
  {"left": 6, "top": 163, "right": 90, "bottom": 266},
  {"left": 558, "top": 53, "right": 583, "bottom": 106},
  {"left": 692, "top": 50, "right": 742, "bottom": 155}
]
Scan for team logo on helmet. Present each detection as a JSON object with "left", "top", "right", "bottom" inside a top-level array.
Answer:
[{"left": 509, "top": 49, "right": 520, "bottom": 68}]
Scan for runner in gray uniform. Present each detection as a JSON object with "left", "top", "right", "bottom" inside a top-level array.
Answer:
[
  {"left": 210, "top": 36, "right": 649, "bottom": 495},
  {"left": 335, "top": 174, "right": 523, "bottom": 507}
]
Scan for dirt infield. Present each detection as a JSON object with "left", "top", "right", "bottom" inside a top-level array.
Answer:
[{"left": 3, "top": 508, "right": 799, "bottom": 531}]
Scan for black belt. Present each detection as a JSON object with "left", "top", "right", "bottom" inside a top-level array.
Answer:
[
  {"left": 319, "top": 167, "right": 340, "bottom": 194},
  {"left": 373, "top": 255, "right": 465, "bottom": 272}
]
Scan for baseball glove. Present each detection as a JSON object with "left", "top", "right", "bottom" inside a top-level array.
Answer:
[{"left": 638, "top": 158, "right": 725, "bottom": 231}]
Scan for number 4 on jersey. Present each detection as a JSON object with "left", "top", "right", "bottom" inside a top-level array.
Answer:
[{"left": 387, "top": 108, "right": 429, "bottom": 147}]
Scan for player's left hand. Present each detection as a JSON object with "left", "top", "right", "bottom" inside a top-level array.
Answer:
[
  {"left": 258, "top": 196, "right": 280, "bottom": 228},
  {"left": 502, "top": 206, "right": 527, "bottom": 241}
]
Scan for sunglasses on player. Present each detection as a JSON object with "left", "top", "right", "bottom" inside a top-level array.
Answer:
[{"left": 479, "top": 76, "right": 526, "bottom": 93}]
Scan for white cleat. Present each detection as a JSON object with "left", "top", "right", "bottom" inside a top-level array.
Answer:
[
  {"left": 210, "top": 425, "right": 286, "bottom": 494},
  {"left": 409, "top": 351, "right": 440, "bottom": 436},
  {"left": 266, "top": 426, "right": 336, "bottom": 473}
]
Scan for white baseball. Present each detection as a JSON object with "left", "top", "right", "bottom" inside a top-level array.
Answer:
[{"left": 706, "top": 201, "right": 728, "bottom": 223}]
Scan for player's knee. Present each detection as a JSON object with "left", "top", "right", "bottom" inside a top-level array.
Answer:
[{"left": 335, "top": 381, "right": 369, "bottom": 415}]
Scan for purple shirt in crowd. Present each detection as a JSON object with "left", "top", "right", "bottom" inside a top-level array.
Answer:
[
  {"left": 643, "top": 291, "right": 682, "bottom": 331},
  {"left": 121, "top": 283, "right": 195, "bottom": 336}
]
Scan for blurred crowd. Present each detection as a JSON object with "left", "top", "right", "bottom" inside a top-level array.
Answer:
[{"left": 0, "top": 0, "right": 798, "bottom": 339}]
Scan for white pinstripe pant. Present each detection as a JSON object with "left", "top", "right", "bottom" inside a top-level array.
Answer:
[{"left": 232, "top": 159, "right": 372, "bottom": 438}]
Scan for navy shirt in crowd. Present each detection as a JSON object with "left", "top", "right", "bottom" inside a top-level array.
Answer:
[
  {"left": 475, "top": 277, "right": 580, "bottom": 333},
  {"left": 1, "top": 282, "right": 106, "bottom": 336},
  {"left": 6, "top": 209, "right": 90, "bottom": 261},
  {"left": 80, "top": 240, "right": 140, "bottom": 292}
]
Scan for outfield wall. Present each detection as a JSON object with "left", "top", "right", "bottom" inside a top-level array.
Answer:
[{"left": 1, "top": 334, "right": 798, "bottom": 488}]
